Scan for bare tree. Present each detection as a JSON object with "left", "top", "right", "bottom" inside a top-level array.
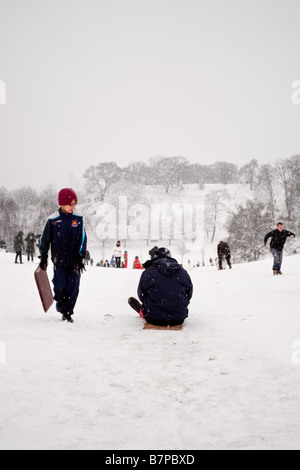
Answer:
[
  {"left": 240, "top": 159, "right": 259, "bottom": 190},
  {"left": 275, "top": 156, "right": 300, "bottom": 221},
  {"left": 258, "top": 164, "right": 276, "bottom": 220},
  {"left": 83, "top": 162, "right": 121, "bottom": 201},
  {"left": 205, "top": 189, "right": 230, "bottom": 243},
  {"left": 210, "top": 161, "right": 239, "bottom": 184},
  {"left": 148, "top": 156, "right": 188, "bottom": 193}
]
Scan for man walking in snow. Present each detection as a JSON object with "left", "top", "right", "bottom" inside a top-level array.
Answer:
[
  {"left": 264, "top": 222, "right": 295, "bottom": 275},
  {"left": 128, "top": 247, "right": 193, "bottom": 327},
  {"left": 39, "top": 188, "right": 87, "bottom": 322},
  {"left": 217, "top": 241, "right": 232, "bottom": 270}
]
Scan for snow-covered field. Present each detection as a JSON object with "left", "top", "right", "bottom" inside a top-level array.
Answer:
[{"left": 0, "top": 251, "right": 299, "bottom": 450}]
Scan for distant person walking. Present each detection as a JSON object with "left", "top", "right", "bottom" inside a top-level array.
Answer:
[
  {"left": 14, "top": 231, "right": 24, "bottom": 264},
  {"left": 264, "top": 222, "right": 295, "bottom": 275}
]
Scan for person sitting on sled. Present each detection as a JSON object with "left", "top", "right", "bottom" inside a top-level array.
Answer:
[{"left": 128, "top": 247, "right": 193, "bottom": 327}]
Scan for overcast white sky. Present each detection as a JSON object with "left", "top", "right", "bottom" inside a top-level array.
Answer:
[{"left": 1, "top": 0, "right": 300, "bottom": 191}]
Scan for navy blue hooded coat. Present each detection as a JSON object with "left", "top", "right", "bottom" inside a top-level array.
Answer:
[{"left": 138, "top": 250, "right": 193, "bottom": 326}]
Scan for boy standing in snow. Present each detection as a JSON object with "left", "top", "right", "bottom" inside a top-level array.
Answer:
[
  {"left": 128, "top": 247, "right": 193, "bottom": 326},
  {"left": 39, "top": 188, "right": 87, "bottom": 323},
  {"left": 264, "top": 222, "right": 295, "bottom": 275}
]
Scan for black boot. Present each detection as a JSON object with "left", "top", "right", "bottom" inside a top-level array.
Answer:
[
  {"left": 128, "top": 297, "right": 142, "bottom": 314},
  {"left": 62, "top": 313, "right": 74, "bottom": 323}
]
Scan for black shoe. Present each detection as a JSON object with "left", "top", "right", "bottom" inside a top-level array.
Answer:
[
  {"left": 128, "top": 297, "right": 142, "bottom": 314},
  {"left": 62, "top": 313, "right": 74, "bottom": 323}
]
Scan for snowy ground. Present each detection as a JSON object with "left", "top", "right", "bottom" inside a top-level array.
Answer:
[{"left": 0, "top": 250, "right": 300, "bottom": 450}]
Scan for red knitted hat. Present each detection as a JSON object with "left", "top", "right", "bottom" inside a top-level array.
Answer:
[{"left": 58, "top": 188, "right": 78, "bottom": 206}]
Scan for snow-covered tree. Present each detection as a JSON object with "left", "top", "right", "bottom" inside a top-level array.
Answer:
[
  {"left": 257, "top": 164, "right": 276, "bottom": 220},
  {"left": 240, "top": 159, "right": 259, "bottom": 190},
  {"left": 205, "top": 189, "right": 231, "bottom": 243},
  {"left": 275, "top": 156, "right": 300, "bottom": 221},
  {"left": 148, "top": 156, "right": 188, "bottom": 193},
  {"left": 227, "top": 200, "right": 273, "bottom": 262},
  {"left": 83, "top": 162, "right": 122, "bottom": 202}
]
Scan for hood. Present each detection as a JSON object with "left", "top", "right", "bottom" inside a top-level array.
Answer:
[{"left": 153, "top": 256, "right": 181, "bottom": 277}]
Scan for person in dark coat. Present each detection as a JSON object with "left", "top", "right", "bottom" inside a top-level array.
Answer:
[
  {"left": 14, "top": 231, "right": 24, "bottom": 264},
  {"left": 39, "top": 188, "right": 87, "bottom": 323},
  {"left": 128, "top": 247, "right": 193, "bottom": 326},
  {"left": 25, "top": 232, "right": 36, "bottom": 262},
  {"left": 264, "top": 222, "right": 295, "bottom": 275},
  {"left": 217, "top": 241, "right": 232, "bottom": 270}
]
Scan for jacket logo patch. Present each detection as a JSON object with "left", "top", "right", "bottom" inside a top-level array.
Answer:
[{"left": 72, "top": 220, "right": 79, "bottom": 228}]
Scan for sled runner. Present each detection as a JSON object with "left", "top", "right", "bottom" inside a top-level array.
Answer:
[
  {"left": 143, "top": 322, "right": 183, "bottom": 331},
  {"left": 34, "top": 267, "right": 54, "bottom": 313}
]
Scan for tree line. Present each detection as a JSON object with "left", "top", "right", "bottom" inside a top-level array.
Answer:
[
  {"left": 0, "top": 186, "right": 58, "bottom": 252},
  {"left": 82, "top": 154, "right": 300, "bottom": 263},
  {"left": 83, "top": 156, "right": 251, "bottom": 200},
  {"left": 83, "top": 155, "right": 300, "bottom": 215},
  {"left": 1, "top": 155, "right": 300, "bottom": 262}
]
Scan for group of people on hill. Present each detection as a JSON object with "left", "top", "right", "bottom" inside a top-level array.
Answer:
[
  {"left": 97, "top": 241, "right": 143, "bottom": 269},
  {"left": 9, "top": 187, "right": 296, "bottom": 325}
]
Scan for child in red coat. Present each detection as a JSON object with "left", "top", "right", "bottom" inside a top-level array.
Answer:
[{"left": 133, "top": 256, "right": 143, "bottom": 269}]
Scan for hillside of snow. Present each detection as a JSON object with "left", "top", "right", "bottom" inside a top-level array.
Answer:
[{"left": 0, "top": 251, "right": 300, "bottom": 450}]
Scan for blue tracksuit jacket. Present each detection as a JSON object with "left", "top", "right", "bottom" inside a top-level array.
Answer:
[{"left": 39, "top": 208, "right": 87, "bottom": 267}]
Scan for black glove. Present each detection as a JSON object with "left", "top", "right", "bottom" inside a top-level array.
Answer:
[
  {"left": 76, "top": 259, "right": 86, "bottom": 274},
  {"left": 39, "top": 259, "right": 48, "bottom": 271}
]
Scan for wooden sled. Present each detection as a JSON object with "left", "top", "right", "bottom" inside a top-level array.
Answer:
[
  {"left": 144, "top": 322, "right": 183, "bottom": 331},
  {"left": 34, "top": 267, "right": 54, "bottom": 313}
]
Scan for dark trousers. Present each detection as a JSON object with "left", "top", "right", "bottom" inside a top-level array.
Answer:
[
  {"left": 15, "top": 251, "right": 23, "bottom": 263},
  {"left": 53, "top": 266, "right": 81, "bottom": 316},
  {"left": 270, "top": 248, "right": 283, "bottom": 272},
  {"left": 218, "top": 254, "right": 232, "bottom": 270}
]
